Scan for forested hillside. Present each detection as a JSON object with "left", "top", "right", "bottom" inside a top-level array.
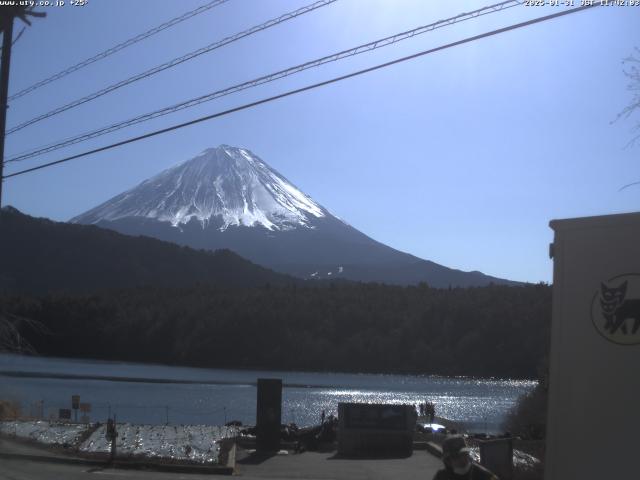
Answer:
[
  {"left": 0, "top": 207, "right": 297, "bottom": 293},
  {"left": 2, "top": 282, "right": 550, "bottom": 378}
]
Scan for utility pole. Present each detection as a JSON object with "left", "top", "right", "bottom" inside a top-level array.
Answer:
[
  {"left": 0, "top": 7, "right": 45, "bottom": 208},
  {"left": 0, "top": 15, "right": 14, "bottom": 209}
]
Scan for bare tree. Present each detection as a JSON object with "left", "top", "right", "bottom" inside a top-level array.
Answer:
[
  {"left": 614, "top": 48, "right": 640, "bottom": 191},
  {"left": 0, "top": 312, "right": 47, "bottom": 354}
]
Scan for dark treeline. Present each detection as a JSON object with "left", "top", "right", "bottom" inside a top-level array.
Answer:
[{"left": 2, "top": 282, "right": 551, "bottom": 379}]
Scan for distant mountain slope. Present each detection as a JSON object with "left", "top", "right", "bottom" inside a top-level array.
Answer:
[
  {"left": 72, "top": 145, "right": 516, "bottom": 287},
  {"left": 0, "top": 206, "right": 297, "bottom": 294}
]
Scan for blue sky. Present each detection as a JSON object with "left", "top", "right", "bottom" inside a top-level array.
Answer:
[{"left": 2, "top": 0, "right": 639, "bottom": 283}]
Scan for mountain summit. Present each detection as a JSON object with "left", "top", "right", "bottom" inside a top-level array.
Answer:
[
  {"left": 72, "top": 145, "right": 514, "bottom": 287},
  {"left": 74, "top": 145, "right": 329, "bottom": 232}
]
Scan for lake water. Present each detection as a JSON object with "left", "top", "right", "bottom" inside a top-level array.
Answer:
[{"left": 0, "top": 354, "right": 535, "bottom": 433}]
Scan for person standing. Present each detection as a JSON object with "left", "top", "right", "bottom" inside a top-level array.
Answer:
[
  {"left": 106, "top": 417, "right": 117, "bottom": 463},
  {"left": 430, "top": 401, "right": 436, "bottom": 423}
]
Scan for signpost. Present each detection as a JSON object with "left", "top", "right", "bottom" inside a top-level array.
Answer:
[
  {"left": 338, "top": 403, "right": 416, "bottom": 457},
  {"left": 80, "top": 403, "right": 91, "bottom": 423}
]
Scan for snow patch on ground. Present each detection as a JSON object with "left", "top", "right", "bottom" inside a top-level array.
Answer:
[
  {"left": 0, "top": 420, "right": 89, "bottom": 447},
  {"left": 1, "top": 421, "right": 238, "bottom": 464},
  {"left": 80, "top": 423, "right": 238, "bottom": 463},
  {"left": 469, "top": 446, "right": 540, "bottom": 470}
]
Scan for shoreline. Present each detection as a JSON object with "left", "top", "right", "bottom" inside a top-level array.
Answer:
[
  {"left": 0, "top": 370, "right": 340, "bottom": 389},
  {"left": 0, "top": 352, "right": 540, "bottom": 383}
]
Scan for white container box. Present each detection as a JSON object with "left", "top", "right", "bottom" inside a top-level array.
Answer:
[{"left": 545, "top": 212, "right": 640, "bottom": 479}]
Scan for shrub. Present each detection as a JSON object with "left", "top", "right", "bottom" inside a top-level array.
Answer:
[{"left": 503, "top": 383, "right": 547, "bottom": 440}]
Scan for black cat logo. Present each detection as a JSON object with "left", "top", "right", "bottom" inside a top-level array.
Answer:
[{"left": 591, "top": 274, "right": 640, "bottom": 345}]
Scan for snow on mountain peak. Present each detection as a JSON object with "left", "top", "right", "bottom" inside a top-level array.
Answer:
[{"left": 71, "top": 145, "right": 327, "bottom": 231}]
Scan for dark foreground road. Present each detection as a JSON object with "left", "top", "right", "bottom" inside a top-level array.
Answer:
[
  {"left": 0, "top": 436, "right": 443, "bottom": 480},
  {"left": 1, "top": 453, "right": 442, "bottom": 480},
  {"left": 0, "top": 459, "right": 215, "bottom": 480}
]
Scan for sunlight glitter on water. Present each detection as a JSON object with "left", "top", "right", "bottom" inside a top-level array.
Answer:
[{"left": 281, "top": 385, "right": 529, "bottom": 433}]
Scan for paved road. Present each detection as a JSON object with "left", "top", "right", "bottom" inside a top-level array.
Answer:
[
  {"left": 0, "top": 459, "right": 215, "bottom": 480},
  {"left": 0, "top": 437, "right": 443, "bottom": 480},
  {"left": 0, "top": 453, "right": 443, "bottom": 480},
  {"left": 235, "top": 449, "right": 443, "bottom": 480}
]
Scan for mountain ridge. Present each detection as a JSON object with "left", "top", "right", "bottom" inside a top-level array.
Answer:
[
  {"left": 0, "top": 206, "right": 300, "bottom": 294},
  {"left": 71, "top": 145, "right": 518, "bottom": 287}
]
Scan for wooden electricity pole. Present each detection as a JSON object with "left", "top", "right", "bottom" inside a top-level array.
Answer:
[
  {"left": 0, "top": 7, "right": 45, "bottom": 209},
  {"left": 0, "top": 14, "right": 14, "bottom": 209}
]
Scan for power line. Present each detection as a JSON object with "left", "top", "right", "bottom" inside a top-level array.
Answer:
[
  {"left": 11, "top": 26, "right": 26, "bottom": 47},
  {"left": 5, "top": 0, "right": 338, "bottom": 135},
  {"left": 2, "top": 4, "right": 598, "bottom": 181},
  {"left": 5, "top": 0, "right": 524, "bottom": 164},
  {"left": 7, "top": 0, "right": 230, "bottom": 101}
]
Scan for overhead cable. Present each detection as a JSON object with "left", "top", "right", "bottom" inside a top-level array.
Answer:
[
  {"left": 2, "top": 4, "right": 598, "bottom": 180},
  {"left": 5, "top": 0, "right": 523, "bottom": 163},
  {"left": 8, "top": 0, "right": 230, "bottom": 101},
  {"left": 5, "top": 0, "right": 338, "bottom": 135}
]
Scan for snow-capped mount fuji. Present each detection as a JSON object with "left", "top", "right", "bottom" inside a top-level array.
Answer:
[
  {"left": 72, "top": 145, "right": 514, "bottom": 287},
  {"left": 74, "top": 145, "right": 328, "bottom": 232}
]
